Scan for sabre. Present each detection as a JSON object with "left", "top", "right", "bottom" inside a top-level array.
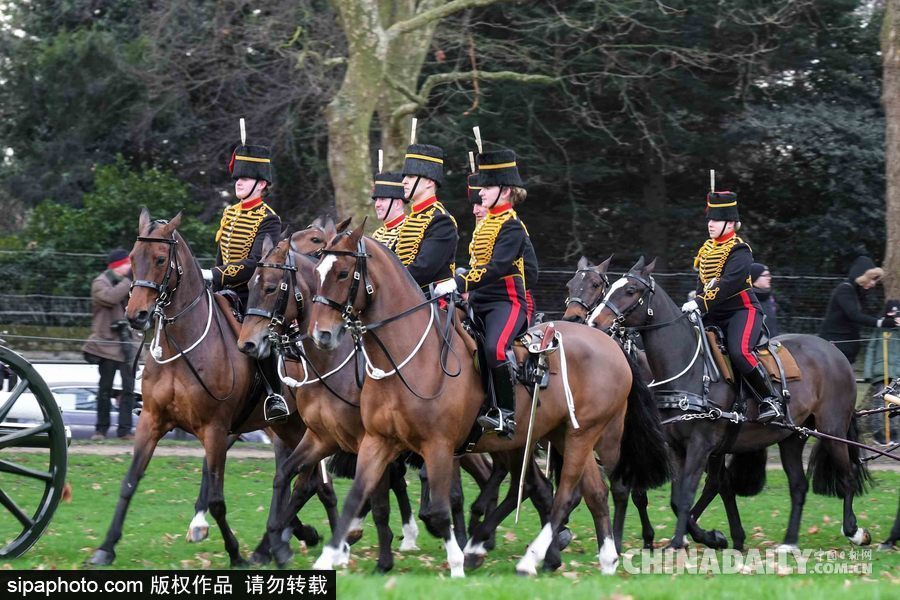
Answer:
[{"left": 515, "top": 324, "right": 555, "bottom": 523}]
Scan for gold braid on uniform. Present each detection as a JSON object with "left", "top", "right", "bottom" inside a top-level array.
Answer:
[
  {"left": 465, "top": 208, "right": 525, "bottom": 285},
  {"left": 215, "top": 201, "right": 277, "bottom": 263},
  {"left": 693, "top": 235, "right": 752, "bottom": 302},
  {"left": 395, "top": 202, "right": 457, "bottom": 273},
  {"left": 372, "top": 215, "right": 405, "bottom": 253}
]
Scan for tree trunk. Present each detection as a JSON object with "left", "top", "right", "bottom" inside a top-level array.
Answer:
[
  {"left": 883, "top": 0, "right": 900, "bottom": 298},
  {"left": 326, "top": 0, "right": 387, "bottom": 222}
]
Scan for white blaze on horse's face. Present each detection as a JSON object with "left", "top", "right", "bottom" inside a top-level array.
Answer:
[
  {"left": 587, "top": 276, "right": 629, "bottom": 326},
  {"left": 317, "top": 254, "right": 338, "bottom": 287}
]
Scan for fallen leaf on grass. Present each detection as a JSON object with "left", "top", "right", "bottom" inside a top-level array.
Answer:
[
  {"left": 823, "top": 515, "right": 831, "bottom": 524},
  {"left": 384, "top": 577, "right": 397, "bottom": 590},
  {"left": 144, "top": 489, "right": 156, "bottom": 494},
  {"left": 562, "top": 572, "right": 578, "bottom": 580},
  {"left": 504, "top": 531, "right": 518, "bottom": 542},
  {"left": 807, "top": 526, "right": 819, "bottom": 534},
  {"left": 91, "top": 483, "right": 102, "bottom": 491}
]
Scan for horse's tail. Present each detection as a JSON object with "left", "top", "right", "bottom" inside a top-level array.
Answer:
[
  {"left": 326, "top": 450, "right": 357, "bottom": 479},
  {"left": 610, "top": 353, "right": 670, "bottom": 490},
  {"left": 727, "top": 449, "right": 768, "bottom": 496},
  {"left": 809, "top": 416, "right": 872, "bottom": 497}
]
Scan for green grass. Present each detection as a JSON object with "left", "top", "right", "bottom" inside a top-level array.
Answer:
[{"left": 1, "top": 453, "right": 899, "bottom": 599}]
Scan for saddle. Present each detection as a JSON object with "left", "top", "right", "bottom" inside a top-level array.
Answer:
[
  {"left": 215, "top": 289, "right": 244, "bottom": 324},
  {"left": 705, "top": 327, "right": 802, "bottom": 384}
]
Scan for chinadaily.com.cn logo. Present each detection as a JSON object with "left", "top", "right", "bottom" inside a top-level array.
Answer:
[{"left": 621, "top": 548, "right": 874, "bottom": 575}]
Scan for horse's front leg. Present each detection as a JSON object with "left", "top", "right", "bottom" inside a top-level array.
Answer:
[
  {"left": 188, "top": 433, "right": 241, "bottom": 543},
  {"left": 419, "top": 444, "right": 466, "bottom": 577},
  {"left": 199, "top": 427, "right": 246, "bottom": 567},
  {"left": 89, "top": 411, "right": 165, "bottom": 566},
  {"left": 668, "top": 435, "right": 716, "bottom": 550},
  {"left": 312, "top": 435, "right": 396, "bottom": 570}
]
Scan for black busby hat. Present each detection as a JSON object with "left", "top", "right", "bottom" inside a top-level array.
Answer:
[
  {"left": 229, "top": 145, "right": 273, "bottom": 183},
  {"left": 371, "top": 172, "right": 406, "bottom": 201},
  {"left": 475, "top": 149, "right": 524, "bottom": 188},
  {"left": 467, "top": 173, "right": 483, "bottom": 204},
  {"left": 706, "top": 191, "right": 740, "bottom": 221},
  {"left": 402, "top": 144, "right": 444, "bottom": 186}
]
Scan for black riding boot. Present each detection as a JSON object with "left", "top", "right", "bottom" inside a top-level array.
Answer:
[
  {"left": 745, "top": 363, "right": 783, "bottom": 424},
  {"left": 477, "top": 363, "right": 517, "bottom": 439}
]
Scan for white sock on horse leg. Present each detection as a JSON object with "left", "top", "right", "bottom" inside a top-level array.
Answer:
[
  {"left": 399, "top": 519, "right": 419, "bottom": 551},
  {"left": 516, "top": 523, "right": 554, "bottom": 576},
  {"left": 598, "top": 536, "right": 619, "bottom": 574},
  {"left": 445, "top": 537, "right": 466, "bottom": 578}
]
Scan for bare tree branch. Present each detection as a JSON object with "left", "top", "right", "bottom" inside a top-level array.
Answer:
[{"left": 387, "top": 0, "right": 510, "bottom": 37}]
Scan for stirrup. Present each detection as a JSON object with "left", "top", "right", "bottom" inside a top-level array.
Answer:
[
  {"left": 756, "top": 400, "right": 782, "bottom": 424},
  {"left": 477, "top": 409, "right": 516, "bottom": 439},
  {"left": 264, "top": 393, "right": 289, "bottom": 422}
]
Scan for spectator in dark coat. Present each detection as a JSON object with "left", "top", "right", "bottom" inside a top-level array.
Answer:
[
  {"left": 751, "top": 263, "right": 779, "bottom": 337},
  {"left": 819, "top": 256, "right": 897, "bottom": 365}
]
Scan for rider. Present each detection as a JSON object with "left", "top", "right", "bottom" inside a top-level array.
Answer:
[
  {"left": 469, "top": 171, "right": 539, "bottom": 325},
  {"left": 681, "top": 190, "right": 783, "bottom": 424},
  {"left": 371, "top": 171, "right": 407, "bottom": 252},
  {"left": 397, "top": 142, "right": 459, "bottom": 295},
  {"left": 213, "top": 128, "right": 287, "bottom": 422},
  {"left": 435, "top": 149, "right": 530, "bottom": 437}
]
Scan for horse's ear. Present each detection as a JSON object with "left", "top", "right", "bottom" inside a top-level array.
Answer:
[
  {"left": 643, "top": 257, "right": 657, "bottom": 275},
  {"left": 631, "top": 255, "right": 646, "bottom": 273},
  {"left": 166, "top": 211, "right": 183, "bottom": 232},
  {"left": 261, "top": 234, "right": 274, "bottom": 257},
  {"left": 280, "top": 225, "right": 292, "bottom": 240},
  {"left": 139, "top": 207, "right": 151, "bottom": 234},
  {"left": 349, "top": 221, "right": 366, "bottom": 245},
  {"left": 597, "top": 254, "right": 613, "bottom": 273},
  {"left": 336, "top": 217, "right": 352, "bottom": 234},
  {"left": 577, "top": 256, "right": 592, "bottom": 270}
]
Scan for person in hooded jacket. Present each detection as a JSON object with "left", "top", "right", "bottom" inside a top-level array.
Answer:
[{"left": 819, "top": 256, "right": 898, "bottom": 365}]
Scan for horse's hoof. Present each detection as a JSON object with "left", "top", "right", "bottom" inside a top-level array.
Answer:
[
  {"left": 541, "top": 557, "right": 562, "bottom": 572},
  {"left": 484, "top": 534, "right": 496, "bottom": 551},
  {"left": 295, "top": 524, "right": 320, "bottom": 548},
  {"left": 710, "top": 530, "right": 728, "bottom": 550},
  {"left": 775, "top": 544, "right": 799, "bottom": 554},
  {"left": 230, "top": 556, "right": 250, "bottom": 569},
  {"left": 249, "top": 551, "right": 272, "bottom": 566},
  {"left": 878, "top": 542, "right": 896, "bottom": 551},
  {"left": 347, "top": 529, "right": 364, "bottom": 546},
  {"left": 273, "top": 545, "right": 294, "bottom": 568},
  {"left": 557, "top": 528, "right": 573, "bottom": 550},
  {"left": 374, "top": 561, "right": 394, "bottom": 575},
  {"left": 187, "top": 526, "right": 209, "bottom": 543},
  {"left": 87, "top": 548, "right": 115, "bottom": 566},
  {"left": 464, "top": 553, "right": 485, "bottom": 570},
  {"left": 849, "top": 528, "right": 871, "bottom": 546}
]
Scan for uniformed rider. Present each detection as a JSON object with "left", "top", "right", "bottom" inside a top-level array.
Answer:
[{"left": 681, "top": 191, "right": 783, "bottom": 423}]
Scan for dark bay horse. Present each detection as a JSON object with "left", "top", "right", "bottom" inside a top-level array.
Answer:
[
  {"left": 590, "top": 257, "right": 872, "bottom": 552},
  {"left": 307, "top": 225, "right": 668, "bottom": 576},
  {"left": 89, "top": 209, "right": 333, "bottom": 567}
]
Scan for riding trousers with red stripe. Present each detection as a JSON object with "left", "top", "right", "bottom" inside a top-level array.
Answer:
[
  {"left": 471, "top": 276, "right": 528, "bottom": 368},
  {"left": 705, "top": 292, "right": 762, "bottom": 375}
]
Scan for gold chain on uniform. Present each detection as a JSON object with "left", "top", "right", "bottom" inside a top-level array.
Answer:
[
  {"left": 465, "top": 208, "right": 525, "bottom": 284},
  {"left": 693, "top": 235, "right": 751, "bottom": 301},
  {"left": 372, "top": 223, "right": 402, "bottom": 252},
  {"left": 215, "top": 201, "right": 276, "bottom": 263},
  {"left": 395, "top": 202, "right": 457, "bottom": 274}
]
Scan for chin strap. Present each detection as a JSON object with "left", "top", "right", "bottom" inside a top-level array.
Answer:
[{"left": 237, "top": 179, "right": 260, "bottom": 201}]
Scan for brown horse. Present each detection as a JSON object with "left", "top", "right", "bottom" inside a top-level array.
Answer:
[
  {"left": 307, "top": 225, "right": 667, "bottom": 576},
  {"left": 590, "top": 257, "right": 872, "bottom": 552},
  {"left": 88, "top": 209, "right": 334, "bottom": 567}
]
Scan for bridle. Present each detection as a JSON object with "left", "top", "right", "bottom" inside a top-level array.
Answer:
[
  {"left": 564, "top": 269, "right": 610, "bottom": 316},
  {"left": 246, "top": 248, "right": 304, "bottom": 331},
  {"left": 311, "top": 234, "right": 375, "bottom": 321},
  {"left": 591, "top": 272, "right": 657, "bottom": 336},
  {"left": 131, "top": 226, "right": 182, "bottom": 314}
]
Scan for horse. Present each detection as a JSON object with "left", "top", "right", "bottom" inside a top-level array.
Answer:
[
  {"left": 88, "top": 209, "right": 334, "bottom": 567},
  {"left": 589, "top": 257, "right": 872, "bottom": 552},
  {"left": 306, "top": 224, "right": 668, "bottom": 576}
]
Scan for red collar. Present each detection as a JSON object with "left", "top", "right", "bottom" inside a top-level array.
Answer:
[
  {"left": 412, "top": 196, "right": 438, "bottom": 214},
  {"left": 384, "top": 214, "right": 406, "bottom": 229},
  {"left": 488, "top": 203, "right": 512, "bottom": 216},
  {"left": 240, "top": 197, "right": 263, "bottom": 210},
  {"left": 714, "top": 231, "right": 736, "bottom": 244}
]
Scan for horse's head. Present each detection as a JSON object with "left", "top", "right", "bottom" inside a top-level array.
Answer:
[
  {"left": 562, "top": 255, "right": 613, "bottom": 323},
  {"left": 127, "top": 208, "right": 184, "bottom": 331},
  {"left": 589, "top": 256, "right": 657, "bottom": 331},
  {"left": 239, "top": 235, "right": 299, "bottom": 359},
  {"left": 308, "top": 222, "right": 369, "bottom": 351},
  {"left": 292, "top": 216, "right": 349, "bottom": 256}
]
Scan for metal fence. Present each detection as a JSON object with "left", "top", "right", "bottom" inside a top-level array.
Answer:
[{"left": 0, "top": 250, "right": 885, "bottom": 336}]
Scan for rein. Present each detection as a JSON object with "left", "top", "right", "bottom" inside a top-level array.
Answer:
[{"left": 312, "top": 237, "right": 460, "bottom": 400}]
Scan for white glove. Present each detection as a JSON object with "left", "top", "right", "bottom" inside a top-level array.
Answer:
[
  {"left": 681, "top": 299, "right": 699, "bottom": 313},
  {"left": 201, "top": 269, "right": 213, "bottom": 282},
  {"left": 433, "top": 279, "right": 458, "bottom": 297}
]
